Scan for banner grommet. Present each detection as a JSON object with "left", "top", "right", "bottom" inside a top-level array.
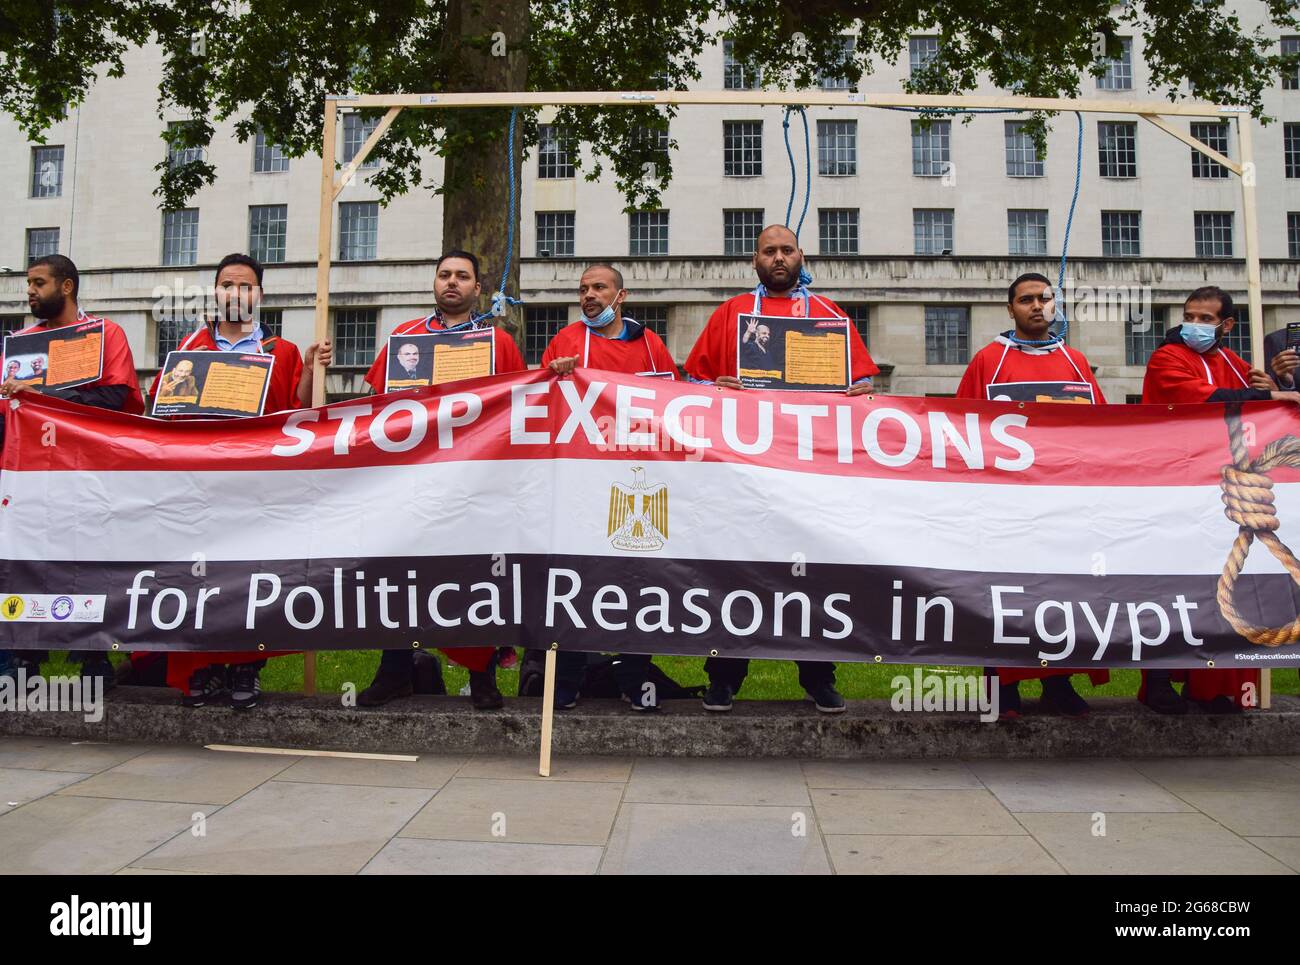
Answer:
[
  {"left": 1206, "top": 660, "right": 1216, "bottom": 668},
  {"left": 873, "top": 655, "right": 882, "bottom": 663},
  {"left": 709, "top": 649, "right": 718, "bottom": 657},
  {"left": 257, "top": 643, "right": 265, "bottom": 651},
  {"left": 411, "top": 640, "right": 420, "bottom": 649}
]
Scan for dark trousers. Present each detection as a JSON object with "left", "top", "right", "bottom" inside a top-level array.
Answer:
[
  {"left": 704, "top": 657, "right": 835, "bottom": 692},
  {"left": 557, "top": 650, "right": 653, "bottom": 699}
]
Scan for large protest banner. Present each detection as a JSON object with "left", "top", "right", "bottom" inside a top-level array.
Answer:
[{"left": 1, "top": 369, "right": 1297, "bottom": 670}]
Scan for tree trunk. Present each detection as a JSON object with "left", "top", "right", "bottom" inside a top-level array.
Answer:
[{"left": 441, "top": 0, "right": 529, "bottom": 344}]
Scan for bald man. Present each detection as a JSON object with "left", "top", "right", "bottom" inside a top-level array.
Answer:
[{"left": 685, "top": 224, "right": 880, "bottom": 714}]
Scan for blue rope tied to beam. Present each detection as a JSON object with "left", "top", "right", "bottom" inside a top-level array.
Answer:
[
  {"left": 474, "top": 107, "right": 525, "bottom": 324},
  {"left": 869, "top": 104, "right": 1082, "bottom": 346}
]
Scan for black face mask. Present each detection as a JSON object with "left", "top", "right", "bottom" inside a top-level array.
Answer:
[{"left": 31, "top": 290, "right": 66, "bottom": 320}]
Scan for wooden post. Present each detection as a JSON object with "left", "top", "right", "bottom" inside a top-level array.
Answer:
[
  {"left": 538, "top": 644, "right": 558, "bottom": 777},
  {"left": 303, "top": 98, "right": 339, "bottom": 697},
  {"left": 1236, "top": 113, "right": 1271, "bottom": 711}
]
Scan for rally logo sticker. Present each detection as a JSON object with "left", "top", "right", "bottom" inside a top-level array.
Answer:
[
  {"left": 51, "top": 596, "right": 75, "bottom": 620},
  {"left": 2, "top": 596, "right": 24, "bottom": 620},
  {"left": 608, "top": 466, "right": 668, "bottom": 552}
]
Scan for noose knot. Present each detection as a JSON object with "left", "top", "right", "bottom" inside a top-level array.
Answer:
[
  {"left": 1220, "top": 466, "right": 1278, "bottom": 532},
  {"left": 1216, "top": 406, "right": 1300, "bottom": 647}
]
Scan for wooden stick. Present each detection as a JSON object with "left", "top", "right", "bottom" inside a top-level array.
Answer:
[
  {"left": 538, "top": 644, "right": 557, "bottom": 777},
  {"left": 206, "top": 744, "right": 418, "bottom": 762},
  {"left": 332, "top": 106, "right": 404, "bottom": 201},
  {"left": 1236, "top": 114, "right": 1269, "bottom": 711},
  {"left": 334, "top": 89, "right": 1236, "bottom": 117},
  {"left": 304, "top": 97, "right": 339, "bottom": 699},
  {"left": 1140, "top": 113, "right": 1241, "bottom": 175}
]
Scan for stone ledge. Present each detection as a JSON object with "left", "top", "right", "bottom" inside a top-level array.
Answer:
[{"left": 2, "top": 688, "right": 1298, "bottom": 759}]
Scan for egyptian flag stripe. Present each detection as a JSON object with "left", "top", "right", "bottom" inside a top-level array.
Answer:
[{"left": 3, "top": 370, "right": 1297, "bottom": 490}]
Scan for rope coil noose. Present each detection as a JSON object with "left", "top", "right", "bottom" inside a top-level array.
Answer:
[{"left": 1216, "top": 405, "right": 1300, "bottom": 646}]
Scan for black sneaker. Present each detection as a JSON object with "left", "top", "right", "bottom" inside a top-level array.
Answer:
[
  {"left": 182, "top": 665, "right": 228, "bottom": 708},
  {"left": 807, "top": 683, "right": 846, "bottom": 714},
  {"left": 357, "top": 670, "right": 413, "bottom": 707},
  {"left": 702, "top": 682, "right": 734, "bottom": 712},
  {"left": 469, "top": 670, "right": 504, "bottom": 711},
  {"left": 553, "top": 683, "right": 578, "bottom": 711},
  {"left": 1204, "top": 694, "right": 1243, "bottom": 715},
  {"left": 1040, "top": 675, "right": 1090, "bottom": 717},
  {"left": 1141, "top": 673, "right": 1189, "bottom": 715},
  {"left": 229, "top": 665, "right": 262, "bottom": 710}
]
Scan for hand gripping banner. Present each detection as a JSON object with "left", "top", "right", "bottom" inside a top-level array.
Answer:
[{"left": 1, "top": 370, "right": 1297, "bottom": 670}]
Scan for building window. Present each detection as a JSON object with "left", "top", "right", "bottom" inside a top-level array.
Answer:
[
  {"left": 630, "top": 125, "right": 670, "bottom": 164},
  {"left": 524, "top": 306, "right": 568, "bottom": 365},
  {"left": 29, "top": 145, "right": 64, "bottom": 198},
  {"left": 249, "top": 204, "right": 288, "bottom": 264},
  {"left": 914, "top": 208, "right": 954, "bottom": 255},
  {"left": 342, "top": 113, "right": 380, "bottom": 170},
  {"left": 161, "top": 208, "right": 199, "bottom": 266},
  {"left": 925, "top": 306, "right": 969, "bottom": 365},
  {"left": 1282, "top": 36, "right": 1299, "bottom": 90},
  {"left": 537, "top": 124, "right": 574, "bottom": 179},
  {"left": 1190, "top": 122, "right": 1230, "bottom": 179},
  {"left": 723, "top": 39, "right": 760, "bottom": 90},
  {"left": 1124, "top": 306, "right": 1168, "bottom": 366},
  {"left": 1222, "top": 309, "right": 1252, "bottom": 358},
  {"left": 819, "top": 209, "right": 859, "bottom": 255},
  {"left": 723, "top": 121, "right": 763, "bottom": 177},
  {"left": 842, "top": 304, "right": 869, "bottom": 347},
  {"left": 1096, "top": 37, "right": 1133, "bottom": 91},
  {"left": 331, "top": 309, "right": 377, "bottom": 366},
  {"left": 909, "top": 36, "right": 940, "bottom": 80},
  {"left": 1098, "top": 121, "right": 1138, "bottom": 178},
  {"left": 1286, "top": 123, "right": 1300, "bottom": 179},
  {"left": 338, "top": 201, "right": 378, "bottom": 260},
  {"left": 912, "top": 120, "right": 951, "bottom": 176},
  {"left": 629, "top": 211, "right": 669, "bottom": 256},
  {"left": 253, "top": 130, "right": 289, "bottom": 173},
  {"left": 724, "top": 209, "right": 764, "bottom": 256},
  {"left": 1194, "top": 211, "right": 1234, "bottom": 258},
  {"left": 536, "top": 211, "right": 575, "bottom": 257},
  {"left": 156, "top": 318, "right": 190, "bottom": 364},
  {"left": 1007, "top": 209, "right": 1048, "bottom": 256},
  {"left": 25, "top": 228, "right": 59, "bottom": 266},
  {"left": 1101, "top": 211, "right": 1142, "bottom": 257},
  {"left": 634, "top": 305, "right": 669, "bottom": 338},
  {"left": 817, "top": 120, "right": 857, "bottom": 176},
  {"left": 258, "top": 308, "right": 283, "bottom": 337},
  {"left": 0, "top": 316, "right": 26, "bottom": 338},
  {"left": 1289, "top": 212, "right": 1300, "bottom": 259},
  {"left": 166, "top": 121, "right": 205, "bottom": 169},
  {"left": 1004, "top": 121, "right": 1044, "bottom": 177},
  {"left": 818, "top": 36, "right": 856, "bottom": 90}
]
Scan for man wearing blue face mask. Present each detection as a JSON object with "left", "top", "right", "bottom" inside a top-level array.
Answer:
[{"left": 1139, "top": 285, "right": 1300, "bottom": 715}]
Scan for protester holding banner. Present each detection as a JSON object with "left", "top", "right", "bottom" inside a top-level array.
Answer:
[
  {"left": 364, "top": 250, "right": 526, "bottom": 392},
  {"left": 139, "top": 253, "right": 331, "bottom": 709},
  {"left": 684, "top": 225, "right": 878, "bottom": 713},
  {"left": 541, "top": 262, "right": 677, "bottom": 710},
  {"left": 1139, "top": 285, "right": 1300, "bottom": 714},
  {"left": 956, "top": 272, "right": 1110, "bottom": 718},
  {"left": 0, "top": 254, "right": 145, "bottom": 689},
  {"left": 357, "top": 250, "right": 520, "bottom": 710}
]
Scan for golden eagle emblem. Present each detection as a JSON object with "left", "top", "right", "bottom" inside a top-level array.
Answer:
[{"left": 607, "top": 466, "right": 668, "bottom": 551}]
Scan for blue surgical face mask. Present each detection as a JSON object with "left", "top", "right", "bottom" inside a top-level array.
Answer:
[
  {"left": 582, "top": 297, "right": 621, "bottom": 329},
  {"left": 1180, "top": 321, "right": 1221, "bottom": 354}
]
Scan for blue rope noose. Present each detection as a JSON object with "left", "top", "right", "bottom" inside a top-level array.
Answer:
[
  {"left": 475, "top": 106, "right": 525, "bottom": 324},
  {"left": 782, "top": 106, "right": 811, "bottom": 238},
  {"left": 867, "top": 104, "right": 1083, "bottom": 346}
]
